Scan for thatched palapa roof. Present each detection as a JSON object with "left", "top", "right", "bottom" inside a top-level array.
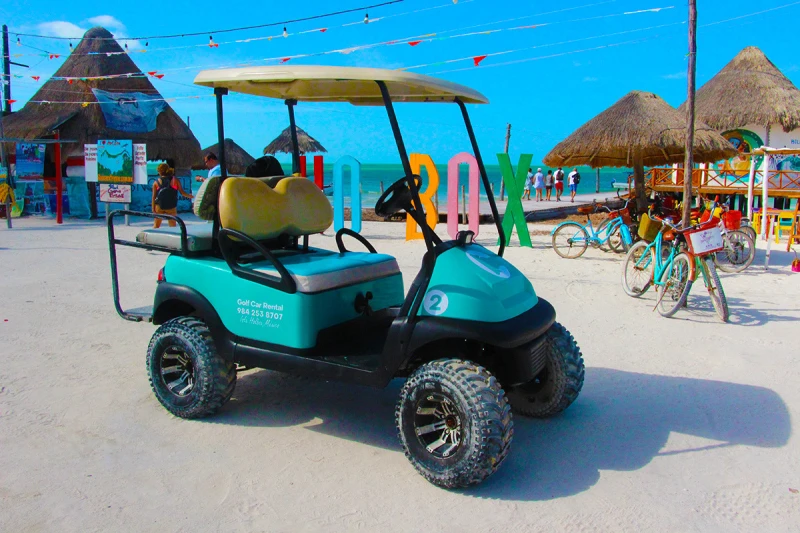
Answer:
[
  {"left": 263, "top": 126, "right": 326, "bottom": 155},
  {"left": 195, "top": 138, "right": 255, "bottom": 175},
  {"left": 680, "top": 46, "right": 800, "bottom": 133},
  {"left": 2, "top": 27, "right": 201, "bottom": 167},
  {"left": 543, "top": 91, "right": 736, "bottom": 168}
]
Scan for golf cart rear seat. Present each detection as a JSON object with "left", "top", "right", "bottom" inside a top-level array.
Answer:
[
  {"left": 218, "top": 176, "right": 400, "bottom": 293},
  {"left": 136, "top": 224, "right": 214, "bottom": 252}
]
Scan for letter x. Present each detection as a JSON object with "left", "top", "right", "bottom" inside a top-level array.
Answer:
[{"left": 497, "top": 153, "right": 533, "bottom": 247}]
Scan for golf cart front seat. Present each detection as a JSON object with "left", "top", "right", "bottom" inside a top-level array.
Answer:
[{"left": 218, "top": 177, "right": 400, "bottom": 294}]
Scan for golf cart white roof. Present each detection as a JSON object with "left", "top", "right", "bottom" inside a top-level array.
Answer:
[{"left": 193, "top": 65, "right": 488, "bottom": 105}]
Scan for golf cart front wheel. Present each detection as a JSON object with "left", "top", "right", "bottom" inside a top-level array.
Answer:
[
  {"left": 147, "top": 317, "right": 236, "bottom": 419},
  {"left": 396, "top": 359, "right": 513, "bottom": 489},
  {"left": 506, "top": 322, "right": 585, "bottom": 418}
]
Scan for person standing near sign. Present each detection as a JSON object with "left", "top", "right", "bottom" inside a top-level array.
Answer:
[
  {"left": 568, "top": 168, "right": 581, "bottom": 203},
  {"left": 153, "top": 163, "right": 192, "bottom": 228},
  {"left": 197, "top": 152, "right": 221, "bottom": 183}
]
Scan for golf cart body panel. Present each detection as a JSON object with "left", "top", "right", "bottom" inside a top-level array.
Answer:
[
  {"left": 193, "top": 65, "right": 489, "bottom": 105},
  {"left": 162, "top": 251, "right": 404, "bottom": 350},
  {"left": 419, "top": 244, "right": 538, "bottom": 322}
]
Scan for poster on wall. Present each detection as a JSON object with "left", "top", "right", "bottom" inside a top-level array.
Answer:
[
  {"left": 99, "top": 184, "right": 132, "bottom": 203},
  {"left": 97, "top": 140, "right": 133, "bottom": 184},
  {"left": 84, "top": 145, "right": 98, "bottom": 182},
  {"left": 133, "top": 144, "right": 148, "bottom": 184},
  {"left": 15, "top": 144, "right": 46, "bottom": 179}
]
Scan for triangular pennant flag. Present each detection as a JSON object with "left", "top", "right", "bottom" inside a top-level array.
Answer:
[
  {"left": 67, "top": 79, "right": 74, "bottom": 84},
  {"left": 7, "top": 99, "right": 17, "bottom": 105},
  {"left": 155, "top": 74, "right": 164, "bottom": 79},
  {"left": 31, "top": 76, "right": 40, "bottom": 81},
  {"left": 49, "top": 54, "right": 60, "bottom": 60},
  {"left": 280, "top": 58, "right": 291, "bottom": 63},
  {"left": 408, "top": 41, "right": 422, "bottom": 46},
  {"left": 147, "top": 71, "right": 157, "bottom": 76},
  {"left": 209, "top": 42, "right": 219, "bottom": 48},
  {"left": 320, "top": 28, "right": 327, "bottom": 32},
  {"left": 473, "top": 55, "right": 487, "bottom": 66},
  {"left": 81, "top": 102, "right": 90, "bottom": 108}
]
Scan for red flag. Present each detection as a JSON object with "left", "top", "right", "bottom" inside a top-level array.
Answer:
[
  {"left": 320, "top": 28, "right": 327, "bottom": 32},
  {"left": 31, "top": 76, "right": 40, "bottom": 81},
  {"left": 49, "top": 54, "right": 60, "bottom": 60},
  {"left": 473, "top": 55, "right": 487, "bottom": 66},
  {"left": 155, "top": 74, "right": 164, "bottom": 79},
  {"left": 147, "top": 71, "right": 157, "bottom": 76},
  {"left": 7, "top": 99, "right": 16, "bottom": 105},
  {"left": 408, "top": 41, "right": 422, "bottom": 46},
  {"left": 67, "top": 79, "right": 74, "bottom": 84},
  {"left": 280, "top": 58, "right": 291, "bottom": 63}
]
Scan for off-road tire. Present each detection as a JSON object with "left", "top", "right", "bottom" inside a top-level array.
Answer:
[
  {"left": 396, "top": 359, "right": 513, "bottom": 489},
  {"left": 506, "top": 322, "right": 585, "bottom": 418},
  {"left": 147, "top": 317, "right": 236, "bottom": 419}
]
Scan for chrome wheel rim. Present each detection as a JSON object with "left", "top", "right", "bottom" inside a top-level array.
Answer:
[
  {"left": 160, "top": 345, "right": 195, "bottom": 397},
  {"left": 414, "top": 393, "right": 463, "bottom": 459}
]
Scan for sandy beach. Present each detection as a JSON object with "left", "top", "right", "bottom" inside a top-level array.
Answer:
[{"left": 1, "top": 215, "right": 799, "bottom": 532}]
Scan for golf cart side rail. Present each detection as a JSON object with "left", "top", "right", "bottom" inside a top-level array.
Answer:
[{"left": 107, "top": 209, "right": 190, "bottom": 322}]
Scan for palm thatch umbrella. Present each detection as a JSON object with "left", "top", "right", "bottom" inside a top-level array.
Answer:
[
  {"left": 680, "top": 46, "right": 800, "bottom": 139},
  {"left": 544, "top": 90, "right": 736, "bottom": 211},
  {"left": 263, "top": 126, "right": 327, "bottom": 155},
  {"left": 2, "top": 26, "right": 201, "bottom": 168},
  {"left": 195, "top": 138, "right": 255, "bottom": 175}
]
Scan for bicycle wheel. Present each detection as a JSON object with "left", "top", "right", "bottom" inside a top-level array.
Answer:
[
  {"left": 552, "top": 223, "right": 589, "bottom": 259},
  {"left": 714, "top": 230, "right": 755, "bottom": 273},
  {"left": 596, "top": 219, "right": 613, "bottom": 252},
  {"left": 739, "top": 224, "right": 757, "bottom": 243},
  {"left": 621, "top": 241, "right": 654, "bottom": 297},
  {"left": 607, "top": 223, "right": 625, "bottom": 253},
  {"left": 656, "top": 252, "right": 693, "bottom": 318},
  {"left": 701, "top": 257, "right": 729, "bottom": 322}
]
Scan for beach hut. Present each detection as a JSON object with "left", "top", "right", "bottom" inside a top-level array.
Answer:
[
  {"left": 263, "top": 126, "right": 327, "bottom": 156},
  {"left": 196, "top": 138, "right": 255, "bottom": 176},
  {"left": 2, "top": 26, "right": 202, "bottom": 218},
  {"left": 682, "top": 46, "right": 800, "bottom": 146},
  {"left": 543, "top": 90, "right": 736, "bottom": 211}
]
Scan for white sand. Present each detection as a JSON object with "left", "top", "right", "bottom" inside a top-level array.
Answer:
[{"left": 1, "top": 215, "right": 799, "bottom": 532}]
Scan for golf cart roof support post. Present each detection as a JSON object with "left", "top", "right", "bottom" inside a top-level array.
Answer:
[
  {"left": 375, "top": 80, "right": 439, "bottom": 251},
  {"left": 285, "top": 99, "right": 301, "bottom": 175},
  {"left": 455, "top": 98, "right": 505, "bottom": 257},
  {"left": 212, "top": 87, "right": 229, "bottom": 248}
]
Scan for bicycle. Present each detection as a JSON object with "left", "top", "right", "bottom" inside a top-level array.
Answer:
[
  {"left": 622, "top": 212, "right": 729, "bottom": 321},
  {"left": 552, "top": 200, "right": 634, "bottom": 258}
]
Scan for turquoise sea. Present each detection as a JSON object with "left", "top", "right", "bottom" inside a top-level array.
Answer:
[{"left": 190, "top": 163, "right": 632, "bottom": 203}]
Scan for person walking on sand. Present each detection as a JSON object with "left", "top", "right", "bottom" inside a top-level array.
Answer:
[
  {"left": 568, "top": 167, "right": 581, "bottom": 203},
  {"left": 522, "top": 168, "right": 533, "bottom": 200},
  {"left": 153, "top": 163, "right": 193, "bottom": 228},
  {"left": 533, "top": 168, "right": 545, "bottom": 201},
  {"left": 545, "top": 169, "right": 554, "bottom": 201},
  {"left": 554, "top": 167, "right": 565, "bottom": 201}
]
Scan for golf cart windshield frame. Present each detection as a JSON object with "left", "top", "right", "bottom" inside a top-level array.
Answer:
[{"left": 209, "top": 80, "right": 506, "bottom": 256}]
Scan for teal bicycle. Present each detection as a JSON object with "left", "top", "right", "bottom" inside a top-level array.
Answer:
[
  {"left": 551, "top": 200, "right": 634, "bottom": 258},
  {"left": 621, "top": 213, "right": 729, "bottom": 321}
]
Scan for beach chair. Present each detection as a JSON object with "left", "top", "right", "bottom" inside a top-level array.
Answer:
[{"left": 786, "top": 201, "right": 800, "bottom": 251}]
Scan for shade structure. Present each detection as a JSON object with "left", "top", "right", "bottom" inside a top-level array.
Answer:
[
  {"left": 196, "top": 138, "right": 255, "bottom": 175},
  {"left": 680, "top": 46, "right": 800, "bottom": 134},
  {"left": 2, "top": 27, "right": 201, "bottom": 168},
  {"left": 263, "top": 126, "right": 327, "bottom": 155},
  {"left": 544, "top": 91, "right": 736, "bottom": 210}
]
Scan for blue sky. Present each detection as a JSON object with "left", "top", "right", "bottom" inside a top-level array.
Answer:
[{"left": 2, "top": 0, "right": 799, "bottom": 164}]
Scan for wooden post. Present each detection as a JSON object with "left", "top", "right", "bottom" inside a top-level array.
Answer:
[
  {"left": 500, "top": 123, "right": 511, "bottom": 201},
  {"left": 55, "top": 131, "right": 63, "bottom": 224},
  {"left": 595, "top": 168, "right": 600, "bottom": 193},
  {"left": 379, "top": 180, "right": 384, "bottom": 194},
  {"left": 682, "top": 0, "right": 698, "bottom": 228}
]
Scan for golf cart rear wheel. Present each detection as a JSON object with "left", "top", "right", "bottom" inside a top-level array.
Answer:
[
  {"left": 506, "top": 322, "right": 585, "bottom": 418},
  {"left": 147, "top": 317, "right": 236, "bottom": 419},
  {"left": 396, "top": 359, "right": 513, "bottom": 489}
]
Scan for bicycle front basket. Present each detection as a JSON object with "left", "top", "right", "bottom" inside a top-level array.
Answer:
[
  {"left": 638, "top": 214, "right": 662, "bottom": 242},
  {"left": 686, "top": 220, "right": 724, "bottom": 256}
]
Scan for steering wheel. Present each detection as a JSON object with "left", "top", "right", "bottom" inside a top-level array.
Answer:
[{"left": 375, "top": 175, "right": 420, "bottom": 217}]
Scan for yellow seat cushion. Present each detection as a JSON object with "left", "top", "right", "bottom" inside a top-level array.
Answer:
[{"left": 219, "top": 177, "right": 333, "bottom": 240}]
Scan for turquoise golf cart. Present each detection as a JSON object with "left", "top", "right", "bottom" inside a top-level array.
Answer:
[{"left": 108, "top": 66, "right": 585, "bottom": 488}]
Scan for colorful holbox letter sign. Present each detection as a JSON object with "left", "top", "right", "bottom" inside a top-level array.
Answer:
[
  {"left": 497, "top": 153, "right": 533, "bottom": 247},
  {"left": 447, "top": 152, "right": 480, "bottom": 239},
  {"left": 333, "top": 156, "right": 362, "bottom": 233},
  {"left": 407, "top": 153, "right": 439, "bottom": 241}
]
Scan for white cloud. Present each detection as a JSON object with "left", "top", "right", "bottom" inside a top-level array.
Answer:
[
  {"left": 36, "top": 16, "right": 141, "bottom": 49},
  {"left": 36, "top": 21, "right": 87, "bottom": 39},
  {"left": 662, "top": 72, "right": 687, "bottom": 80},
  {"left": 583, "top": 76, "right": 598, "bottom": 82}
]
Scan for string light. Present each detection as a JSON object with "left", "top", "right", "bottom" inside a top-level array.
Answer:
[
  {"left": 364, "top": 12, "right": 370, "bottom": 23},
  {"left": 69, "top": 42, "right": 73, "bottom": 50},
  {"left": 283, "top": 26, "right": 288, "bottom": 37},
  {"left": 16, "top": 37, "right": 21, "bottom": 46}
]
